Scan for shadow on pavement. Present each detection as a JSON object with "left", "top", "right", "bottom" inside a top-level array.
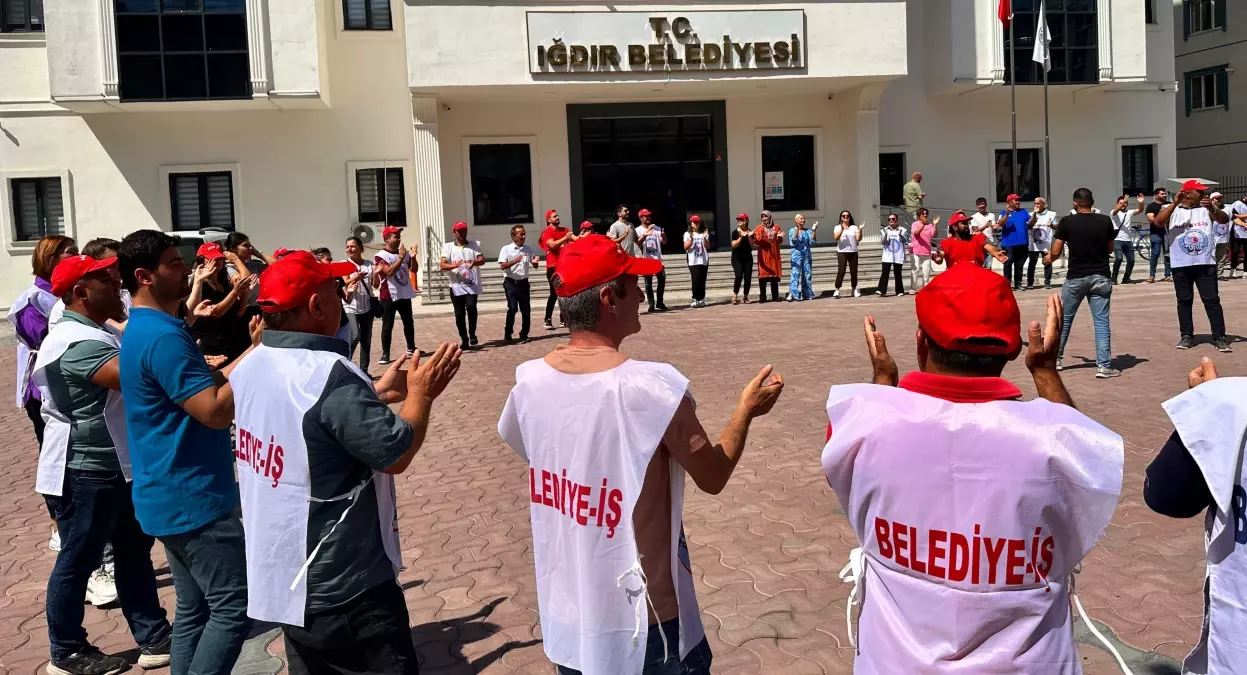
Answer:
[{"left": 412, "top": 597, "right": 541, "bottom": 674}]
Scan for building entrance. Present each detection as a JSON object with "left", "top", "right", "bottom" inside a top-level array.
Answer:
[{"left": 568, "top": 101, "right": 728, "bottom": 253}]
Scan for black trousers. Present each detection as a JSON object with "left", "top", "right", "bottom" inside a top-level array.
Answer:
[
  {"left": 503, "top": 278, "right": 531, "bottom": 340},
  {"left": 732, "top": 257, "right": 753, "bottom": 297},
  {"left": 644, "top": 271, "right": 666, "bottom": 309},
  {"left": 878, "top": 262, "right": 904, "bottom": 295},
  {"left": 689, "top": 265, "right": 708, "bottom": 302},
  {"left": 544, "top": 267, "right": 560, "bottom": 324},
  {"left": 1004, "top": 245, "right": 1029, "bottom": 288},
  {"left": 451, "top": 293, "right": 478, "bottom": 345},
  {"left": 1026, "top": 251, "right": 1053, "bottom": 287},
  {"left": 1173, "top": 265, "right": 1226, "bottom": 339},
  {"left": 1232, "top": 232, "right": 1247, "bottom": 273},
  {"left": 836, "top": 252, "right": 859, "bottom": 289},
  {"left": 758, "top": 277, "right": 780, "bottom": 302},
  {"left": 379, "top": 298, "right": 414, "bottom": 359},
  {"left": 284, "top": 581, "right": 419, "bottom": 675}
]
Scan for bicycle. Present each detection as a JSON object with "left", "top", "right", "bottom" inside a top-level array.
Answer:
[{"left": 1130, "top": 227, "right": 1151, "bottom": 263}]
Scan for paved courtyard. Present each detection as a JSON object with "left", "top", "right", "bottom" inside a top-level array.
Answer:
[{"left": 2, "top": 279, "right": 1243, "bottom": 675}]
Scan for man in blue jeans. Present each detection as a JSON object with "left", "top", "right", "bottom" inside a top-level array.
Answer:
[
  {"left": 1146, "top": 187, "right": 1173, "bottom": 282},
  {"left": 118, "top": 230, "right": 255, "bottom": 675},
  {"left": 1046, "top": 188, "right": 1119, "bottom": 379}
]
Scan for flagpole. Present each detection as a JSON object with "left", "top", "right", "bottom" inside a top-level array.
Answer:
[
  {"left": 1009, "top": 13, "right": 1018, "bottom": 199},
  {"left": 1042, "top": 8, "right": 1052, "bottom": 202}
]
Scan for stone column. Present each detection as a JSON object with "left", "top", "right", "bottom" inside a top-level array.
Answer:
[
  {"left": 1097, "top": 0, "right": 1114, "bottom": 81},
  {"left": 411, "top": 96, "right": 447, "bottom": 298},
  {"left": 855, "top": 85, "right": 886, "bottom": 243},
  {"left": 246, "top": 0, "right": 271, "bottom": 95},
  {"left": 99, "top": 0, "right": 119, "bottom": 98}
]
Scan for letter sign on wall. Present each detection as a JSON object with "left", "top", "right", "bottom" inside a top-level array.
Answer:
[{"left": 527, "top": 10, "right": 806, "bottom": 75}]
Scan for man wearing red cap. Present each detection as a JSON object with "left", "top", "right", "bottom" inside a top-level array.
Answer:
[
  {"left": 931, "top": 210, "right": 1007, "bottom": 268},
  {"left": 998, "top": 193, "right": 1033, "bottom": 291},
  {"left": 498, "top": 235, "right": 784, "bottom": 675},
  {"left": 34, "top": 256, "right": 174, "bottom": 674},
  {"left": 823, "top": 265, "right": 1123, "bottom": 673},
  {"left": 539, "top": 209, "right": 575, "bottom": 329},
  {"left": 373, "top": 226, "right": 418, "bottom": 365},
  {"left": 439, "top": 221, "right": 485, "bottom": 349},
  {"left": 635, "top": 208, "right": 669, "bottom": 312},
  {"left": 1153, "top": 179, "right": 1232, "bottom": 352},
  {"left": 231, "top": 251, "right": 462, "bottom": 673}
]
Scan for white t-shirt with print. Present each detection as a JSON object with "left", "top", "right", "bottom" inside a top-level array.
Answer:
[
  {"left": 636, "top": 225, "right": 666, "bottom": 262},
  {"left": 442, "top": 240, "right": 483, "bottom": 296},
  {"left": 880, "top": 226, "right": 907, "bottom": 265},
  {"left": 683, "top": 232, "right": 709, "bottom": 266},
  {"left": 1232, "top": 200, "right": 1247, "bottom": 239},
  {"left": 1029, "top": 210, "right": 1057, "bottom": 252},
  {"left": 374, "top": 249, "right": 416, "bottom": 301},
  {"left": 1111, "top": 209, "right": 1138, "bottom": 243},
  {"left": 1212, "top": 205, "right": 1233, "bottom": 244},
  {"left": 342, "top": 259, "right": 373, "bottom": 314}
]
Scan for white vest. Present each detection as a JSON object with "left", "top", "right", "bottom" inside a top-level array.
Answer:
[
  {"left": 1168, "top": 207, "right": 1217, "bottom": 268},
  {"left": 1162, "top": 378, "right": 1247, "bottom": 675},
  {"left": 881, "top": 227, "right": 907, "bottom": 265},
  {"left": 230, "top": 344, "right": 402, "bottom": 627},
  {"left": 822, "top": 384, "right": 1123, "bottom": 674},
  {"left": 7, "top": 283, "right": 58, "bottom": 407},
  {"left": 498, "top": 358, "right": 705, "bottom": 675},
  {"left": 50, "top": 289, "right": 131, "bottom": 327},
  {"left": 375, "top": 249, "right": 415, "bottom": 301},
  {"left": 31, "top": 320, "right": 132, "bottom": 496}
]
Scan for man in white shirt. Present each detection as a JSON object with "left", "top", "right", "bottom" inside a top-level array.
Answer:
[
  {"left": 1026, "top": 197, "right": 1058, "bottom": 289},
  {"left": 970, "top": 198, "right": 998, "bottom": 269},
  {"left": 439, "top": 222, "right": 485, "bottom": 350},
  {"left": 634, "top": 208, "right": 668, "bottom": 312},
  {"left": 1210, "top": 192, "right": 1233, "bottom": 279},
  {"left": 498, "top": 225, "right": 540, "bottom": 344},
  {"left": 1153, "top": 180, "right": 1232, "bottom": 352},
  {"left": 608, "top": 204, "right": 642, "bottom": 257},
  {"left": 1230, "top": 198, "right": 1247, "bottom": 279},
  {"left": 1111, "top": 194, "right": 1145, "bottom": 284}
]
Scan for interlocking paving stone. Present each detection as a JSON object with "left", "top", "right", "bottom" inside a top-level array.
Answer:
[{"left": 0, "top": 279, "right": 1243, "bottom": 673}]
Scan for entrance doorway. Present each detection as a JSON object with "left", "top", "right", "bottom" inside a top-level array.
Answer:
[{"left": 568, "top": 101, "right": 728, "bottom": 252}]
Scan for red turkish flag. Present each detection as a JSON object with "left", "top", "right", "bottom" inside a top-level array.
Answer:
[{"left": 998, "top": 0, "right": 1011, "bottom": 25}]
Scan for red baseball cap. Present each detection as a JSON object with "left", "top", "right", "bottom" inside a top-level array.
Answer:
[
  {"left": 545, "top": 209, "right": 558, "bottom": 222},
  {"left": 51, "top": 255, "right": 118, "bottom": 297},
  {"left": 736, "top": 212, "right": 749, "bottom": 221},
  {"left": 948, "top": 210, "right": 971, "bottom": 227},
  {"left": 273, "top": 247, "right": 294, "bottom": 259},
  {"left": 1181, "top": 179, "right": 1209, "bottom": 193},
  {"left": 1006, "top": 193, "right": 1021, "bottom": 202},
  {"left": 552, "top": 235, "right": 663, "bottom": 297},
  {"left": 452, "top": 221, "right": 468, "bottom": 232},
  {"left": 197, "top": 242, "right": 224, "bottom": 260},
  {"left": 256, "top": 250, "right": 356, "bottom": 313},
  {"left": 916, "top": 263, "right": 1022, "bottom": 357},
  {"left": 637, "top": 209, "right": 652, "bottom": 217},
  {"left": 382, "top": 226, "right": 403, "bottom": 239},
  {"left": 689, "top": 215, "right": 701, "bottom": 223},
  {"left": 579, "top": 220, "right": 594, "bottom": 231}
]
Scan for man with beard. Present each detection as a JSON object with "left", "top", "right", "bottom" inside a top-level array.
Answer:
[
  {"left": 118, "top": 230, "right": 258, "bottom": 675},
  {"left": 930, "top": 211, "right": 1007, "bottom": 268}
]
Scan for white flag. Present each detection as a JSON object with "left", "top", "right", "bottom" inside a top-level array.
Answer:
[{"left": 1032, "top": 0, "right": 1052, "bottom": 73}]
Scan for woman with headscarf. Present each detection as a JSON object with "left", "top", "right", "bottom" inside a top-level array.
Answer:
[
  {"left": 787, "top": 214, "right": 818, "bottom": 301},
  {"left": 753, "top": 211, "right": 784, "bottom": 303},
  {"left": 833, "top": 210, "right": 864, "bottom": 298}
]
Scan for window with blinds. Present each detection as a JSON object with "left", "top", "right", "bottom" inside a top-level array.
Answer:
[
  {"left": 2, "top": 0, "right": 44, "bottom": 33},
  {"left": 343, "top": 0, "right": 390, "bottom": 30},
  {"left": 169, "top": 172, "right": 236, "bottom": 230},
  {"left": 10, "top": 177, "right": 64, "bottom": 241},
  {"left": 355, "top": 167, "right": 406, "bottom": 224}
]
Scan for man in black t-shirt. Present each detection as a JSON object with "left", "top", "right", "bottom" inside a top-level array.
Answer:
[
  {"left": 1045, "top": 188, "right": 1119, "bottom": 379},
  {"left": 1145, "top": 187, "right": 1172, "bottom": 282}
]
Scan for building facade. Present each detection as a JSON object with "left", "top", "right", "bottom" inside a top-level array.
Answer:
[
  {"left": 1174, "top": 0, "right": 1244, "bottom": 188},
  {"left": 2, "top": 0, "right": 1176, "bottom": 305}
]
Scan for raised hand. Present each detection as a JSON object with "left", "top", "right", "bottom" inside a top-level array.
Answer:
[
  {"left": 864, "top": 315, "right": 899, "bottom": 387},
  {"left": 248, "top": 314, "right": 264, "bottom": 346},
  {"left": 1188, "top": 357, "right": 1219, "bottom": 389},
  {"left": 407, "top": 342, "right": 462, "bottom": 403},
  {"left": 191, "top": 299, "right": 217, "bottom": 318},
  {"left": 204, "top": 354, "right": 228, "bottom": 370},
  {"left": 1025, "top": 293, "right": 1064, "bottom": 374},
  {"left": 737, "top": 365, "right": 785, "bottom": 419},
  {"left": 375, "top": 352, "right": 410, "bottom": 400}
]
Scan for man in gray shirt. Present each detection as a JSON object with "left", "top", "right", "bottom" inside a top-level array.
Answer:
[{"left": 608, "top": 204, "right": 642, "bottom": 257}]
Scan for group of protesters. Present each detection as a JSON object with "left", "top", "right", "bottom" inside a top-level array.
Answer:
[{"left": 7, "top": 178, "right": 1246, "bottom": 675}]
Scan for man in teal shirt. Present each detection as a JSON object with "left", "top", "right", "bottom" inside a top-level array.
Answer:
[
  {"left": 37, "top": 255, "right": 172, "bottom": 675},
  {"left": 118, "top": 231, "right": 254, "bottom": 675}
]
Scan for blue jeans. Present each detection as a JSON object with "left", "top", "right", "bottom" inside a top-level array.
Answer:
[
  {"left": 1059, "top": 274, "right": 1113, "bottom": 368},
  {"left": 1149, "top": 233, "right": 1172, "bottom": 278},
  {"left": 158, "top": 513, "right": 251, "bottom": 675},
  {"left": 556, "top": 618, "right": 713, "bottom": 675},
  {"left": 1113, "top": 241, "right": 1135, "bottom": 282},
  {"left": 45, "top": 469, "right": 171, "bottom": 660}
]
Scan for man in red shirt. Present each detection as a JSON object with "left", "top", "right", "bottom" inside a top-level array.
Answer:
[
  {"left": 932, "top": 211, "right": 1008, "bottom": 269},
  {"left": 538, "top": 210, "right": 574, "bottom": 330}
]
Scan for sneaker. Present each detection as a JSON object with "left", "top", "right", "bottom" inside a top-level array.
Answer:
[
  {"left": 460, "top": 342, "right": 472, "bottom": 351},
  {"left": 1044, "top": 283, "right": 1053, "bottom": 289},
  {"left": 1215, "top": 337, "right": 1233, "bottom": 353},
  {"left": 852, "top": 288, "right": 861, "bottom": 298},
  {"left": 47, "top": 646, "right": 128, "bottom": 675},
  {"left": 469, "top": 336, "right": 479, "bottom": 346},
  {"left": 1177, "top": 337, "right": 1195, "bottom": 350},
  {"left": 833, "top": 289, "right": 841, "bottom": 299},
  {"left": 544, "top": 321, "right": 554, "bottom": 331},
  {"left": 1095, "top": 367, "right": 1122, "bottom": 379},
  {"left": 1026, "top": 285, "right": 1035, "bottom": 290},
  {"left": 504, "top": 336, "right": 515, "bottom": 345},
  {"left": 85, "top": 564, "right": 117, "bottom": 607},
  {"left": 689, "top": 301, "right": 699, "bottom": 308},
  {"left": 1056, "top": 358, "right": 1064, "bottom": 372},
  {"left": 656, "top": 304, "right": 669, "bottom": 311},
  {"left": 137, "top": 635, "right": 171, "bottom": 669},
  {"left": 698, "top": 300, "right": 708, "bottom": 308},
  {"left": 786, "top": 295, "right": 794, "bottom": 302},
  {"left": 377, "top": 357, "right": 392, "bottom": 366},
  {"left": 49, "top": 527, "right": 61, "bottom": 552},
  {"left": 405, "top": 350, "right": 414, "bottom": 359}
]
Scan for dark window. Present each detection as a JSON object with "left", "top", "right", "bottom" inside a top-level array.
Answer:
[
  {"left": 879, "top": 153, "right": 906, "bottom": 207},
  {"left": 10, "top": 177, "right": 64, "bottom": 241},
  {"left": 355, "top": 167, "right": 406, "bottom": 225},
  {"left": 994, "top": 148, "right": 1044, "bottom": 202},
  {"left": 468, "top": 144, "right": 534, "bottom": 226},
  {"left": 2, "top": 0, "right": 43, "bottom": 32},
  {"left": 1005, "top": 0, "right": 1098, "bottom": 85},
  {"left": 1121, "top": 145, "right": 1156, "bottom": 196},
  {"left": 1184, "top": 0, "right": 1225, "bottom": 36},
  {"left": 760, "top": 135, "right": 816, "bottom": 213},
  {"left": 343, "top": 0, "right": 390, "bottom": 30},
  {"left": 1185, "top": 66, "right": 1229, "bottom": 114},
  {"left": 115, "top": 0, "right": 251, "bottom": 102},
  {"left": 170, "top": 171, "right": 235, "bottom": 230}
]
